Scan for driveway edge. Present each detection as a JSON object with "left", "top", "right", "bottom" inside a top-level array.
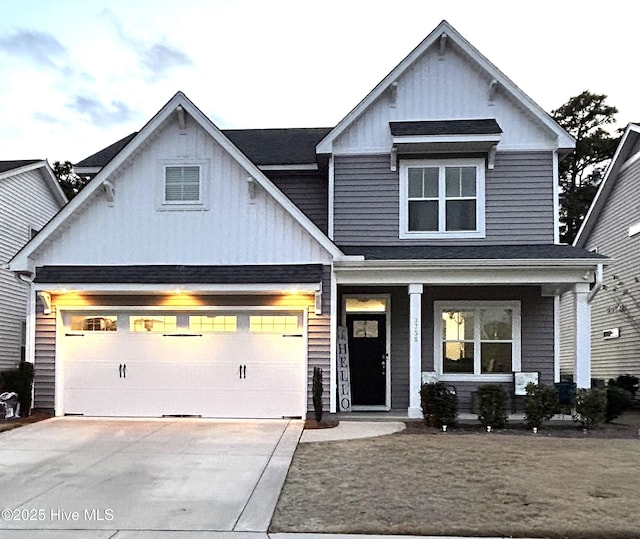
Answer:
[{"left": 234, "top": 420, "right": 304, "bottom": 532}]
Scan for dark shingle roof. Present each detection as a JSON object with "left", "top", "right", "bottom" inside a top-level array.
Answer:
[
  {"left": 75, "top": 128, "right": 332, "bottom": 169},
  {"left": 34, "top": 264, "right": 324, "bottom": 284},
  {"left": 0, "top": 160, "right": 41, "bottom": 174},
  {"left": 389, "top": 119, "right": 502, "bottom": 137},
  {"left": 223, "top": 128, "right": 332, "bottom": 165},
  {"left": 75, "top": 133, "right": 138, "bottom": 168},
  {"left": 339, "top": 244, "right": 605, "bottom": 261}
]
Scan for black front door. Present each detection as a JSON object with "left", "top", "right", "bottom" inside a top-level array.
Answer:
[{"left": 346, "top": 313, "right": 387, "bottom": 406}]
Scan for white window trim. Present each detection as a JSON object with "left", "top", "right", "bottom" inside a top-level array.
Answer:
[
  {"left": 156, "top": 159, "right": 210, "bottom": 211},
  {"left": 434, "top": 300, "right": 521, "bottom": 382},
  {"left": 399, "top": 158, "right": 486, "bottom": 239}
]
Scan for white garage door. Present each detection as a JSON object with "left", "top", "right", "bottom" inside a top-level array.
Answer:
[{"left": 61, "top": 310, "right": 307, "bottom": 418}]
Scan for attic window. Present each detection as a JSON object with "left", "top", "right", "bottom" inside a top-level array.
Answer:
[
  {"left": 158, "top": 159, "right": 209, "bottom": 211},
  {"left": 165, "top": 165, "right": 200, "bottom": 203}
]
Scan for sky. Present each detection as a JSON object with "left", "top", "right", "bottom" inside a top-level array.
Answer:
[{"left": 1, "top": 0, "right": 637, "bottom": 164}]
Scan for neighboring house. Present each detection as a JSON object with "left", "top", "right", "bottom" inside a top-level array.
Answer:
[
  {"left": 560, "top": 124, "right": 640, "bottom": 382},
  {"left": 0, "top": 160, "right": 66, "bottom": 369},
  {"left": 10, "top": 21, "right": 604, "bottom": 419}
]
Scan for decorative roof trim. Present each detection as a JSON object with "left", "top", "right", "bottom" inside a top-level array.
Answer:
[
  {"left": 316, "top": 20, "right": 574, "bottom": 154},
  {"left": 9, "top": 92, "right": 343, "bottom": 272},
  {"left": 574, "top": 123, "right": 640, "bottom": 247}
]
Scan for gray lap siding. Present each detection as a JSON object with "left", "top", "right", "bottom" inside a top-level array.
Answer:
[{"left": 333, "top": 152, "right": 555, "bottom": 245}]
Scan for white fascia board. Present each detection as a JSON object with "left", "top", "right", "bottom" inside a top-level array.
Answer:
[
  {"left": 392, "top": 134, "right": 501, "bottom": 145},
  {"left": 333, "top": 265, "right": 601, "bottom": 286},
  {"left": 33, "top": 283, "right": 321, "bottom": 294},
  {"left": 574, "top": 123, "right": 640, "bottom": 247},
  {"left": 0, "top": 160, "right": 46, "bottom": 181},
  {"left": 334, "top": 257, "right": 606, "bottom": 269},
  {"left": 317, "top": 20, "right": 574, "bottom": 156}
]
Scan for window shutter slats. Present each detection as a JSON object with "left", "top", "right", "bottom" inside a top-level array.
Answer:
[{"left": 165, "top": 166, "right": 200, "bottom": 202}]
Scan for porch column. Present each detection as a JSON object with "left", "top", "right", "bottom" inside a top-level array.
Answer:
[
  {"left": 408, "top": 284, "right": 423, "bottom": 418},
  {"left": 573, "top": 282, "right": 591, "bottom": 388}
]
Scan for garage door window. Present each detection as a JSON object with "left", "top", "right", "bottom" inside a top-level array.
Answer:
[
  {"left": 250, "top": 315, "right": 299, "bottom": 333},
  {"left": 130, "top": 316, "right": 177, "bottom": 332},
  {"left": 70, "top": 315, "right": 117, "bottom": 331},
  {"left": 189, "top": 315, "right": 237, "bottom": 332}
]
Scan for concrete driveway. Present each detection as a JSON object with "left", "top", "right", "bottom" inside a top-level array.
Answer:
[{"left": 0, "top": 417, "right": 302, "bottom": 537}]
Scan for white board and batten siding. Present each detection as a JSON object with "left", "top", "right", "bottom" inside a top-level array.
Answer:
[
  {"left": 331, "top": 41, "right": 558, "bottom": 156},
  {"left": 333, "top": 152, "right": 555, "bottom": 246},
  {"left": 33, "top": 119, "right": 331, "bottom": 268},
  {"left": 0, "top": 167, "right": 62, "bottom": 368}
]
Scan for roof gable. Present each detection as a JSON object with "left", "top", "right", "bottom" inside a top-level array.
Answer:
[
  {"left": 10, "top": 92, "right": 342, "bottom": 272},
  {"left": 316, "top": 20, "right": 574, "bottom": 155},
  {"left": 0, "top": 160, "right": 67, "bottom": 206},
  {"left": 574, "top": 123, "right": 640, "bottom": 247}
]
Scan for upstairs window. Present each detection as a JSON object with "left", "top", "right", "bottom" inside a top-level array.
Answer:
[
  {"left": 400, "top": 158, "right": 485, "bottom": 239},
  {"left": 165, "top": 165, "right": 201, "bottom": 203}
]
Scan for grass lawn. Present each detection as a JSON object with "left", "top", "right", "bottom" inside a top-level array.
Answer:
[{"left": 271, "top": 411, "right": 640, "bottom": 538}]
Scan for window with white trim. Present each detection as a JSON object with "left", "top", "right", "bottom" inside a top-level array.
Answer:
[
  {"left": 165, "top": 165, "right": 201, "bottom": 203},
  {"left": 435, "top": 301, "right": 520, "bottom": 378},
  {"left": 158, "top": 159, "right": 209, "bottom": 210},
  {"left": 400, "top": 159, "right": 485, "bottom": 238}
]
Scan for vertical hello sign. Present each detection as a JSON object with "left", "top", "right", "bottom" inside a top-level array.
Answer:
[{"left": 337, "top": 326, "right": 352, "bottom": 412}]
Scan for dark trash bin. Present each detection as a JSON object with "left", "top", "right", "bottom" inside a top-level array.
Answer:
[
  {"left": 554, "top": 382, "right": 576, "bottom": 406},
  {"left": 0, "top": 392, "right": 20, "bottom": 420}
]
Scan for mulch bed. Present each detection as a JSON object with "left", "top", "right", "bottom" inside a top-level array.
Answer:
[
  {"left": 0, "top": 412, "right": 52, "bottom": 433},
  {"left": 403, "top": 418, "right": 640, "bottom": 439},
  {"left": 304, "top": 418, "right": 340, "bottom": 429}
]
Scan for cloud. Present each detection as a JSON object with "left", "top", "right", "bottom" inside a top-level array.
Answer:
[
  {"left": 0, "top": 29, "right": 71, "bottom": 74},
  {"left": 141, "top": 43, "right": 194, "bottom": 78},
  {"left": 102, "top": 8, "right": 194, "bottom": 81},
  {"left": 66, "top": 95, "right": 136, "bottom": 126}
]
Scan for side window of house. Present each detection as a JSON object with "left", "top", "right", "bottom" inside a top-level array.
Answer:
[{"left": 400, "top": 159, "right": 485, "bottom": 239}]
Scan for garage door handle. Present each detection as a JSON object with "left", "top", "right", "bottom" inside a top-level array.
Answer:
[
  {"left": 119, "top": 364, "right": 127, "bottom": 378},
  {"left": 239, "top": 364, "right": 246, "bottom": 379}
]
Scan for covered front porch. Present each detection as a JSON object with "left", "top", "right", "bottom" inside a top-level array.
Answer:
[{"left": 331, "top": 245, "right": 605, "bottom": 418}]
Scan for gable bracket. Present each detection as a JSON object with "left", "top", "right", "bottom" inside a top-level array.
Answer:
[
  {"left": 438, "top": 33, "right": 447, "bottom": 57},
  {"left": 487, "top": 145, "right": 497, "bottom": 170},
  {"left": 247, "top": 177, "right": 258, "bottom": 200},
  {"left": 488, "top": 79, "right": 499, "bottom": 103},
  {"left": 176, "top": 105, "right": 187, "bottom": 132},
  {"left": 102, "top": 180, "right": 115, "bottom": 204},
  {"left": 387, "top": 81, "right": 399, "bottom": 108},
  {"left": 390, "top": 146, "right": 398, "bottom": 171},
  {"left": 37, "top": 291, "right": 51, "bottom": 315}
]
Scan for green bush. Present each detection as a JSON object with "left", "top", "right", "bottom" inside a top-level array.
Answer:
[
  {"left": 476, "top": 384, "right": 508, "bottom": 429},
  {"left": 312, "top": 366, "right": 323, "bottom": 422},
  {"left": 524, "top": 383, "right": 558, "bottom": 429},
  {"left": 573, "top": 387, "right": 607, "bottom": 429},
  {"left": 0, "top": 361, "right": 34, "bottom": 415},
  {"left": 609, "top": 374, "right": 639, "bottom": 400},
  {"left": 420, "top": 382, "right": 458, "bottom": 427},
  {"left": 605, "top": 385, "right": 632, "bottom": 423}
]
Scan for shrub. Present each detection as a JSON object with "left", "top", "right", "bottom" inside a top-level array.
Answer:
[
  {"left": 573, "top": 387, "right": 606, "bottom": 429},
  {"left": 0, "top": 361, "right": 34, "bottom": 415},
  {"left": 420, "top": 382, "right": 458, "bottom": 427},
  {"left": 609, "top": 374, "right": 639, "bottom": 400},
  {"left": 312, "top": 366, "right": 323, "bottom": 422},
  {"left": 524, "top": 383, "right": 558, "bottom": 429},
  {"left": 605, "top": 385, "right": 632, "bottom": 423},
  {"left": 476, "top": 384, "right": 508, "bottom": 429}
]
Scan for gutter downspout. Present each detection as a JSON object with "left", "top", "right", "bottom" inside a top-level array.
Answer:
[{"left": 588, "top": 263, "right": 604, "bottom": 303}]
